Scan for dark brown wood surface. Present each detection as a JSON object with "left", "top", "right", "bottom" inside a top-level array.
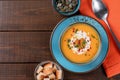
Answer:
[{"left": 0, "top": 0, "right": 119, "bottom": 80}]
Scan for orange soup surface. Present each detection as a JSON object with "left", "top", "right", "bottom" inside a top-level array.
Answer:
[{"left": 61, "top": 23, "right": 100, "bottom": 63}]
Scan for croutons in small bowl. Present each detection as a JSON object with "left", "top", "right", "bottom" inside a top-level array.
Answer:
[{"left": 34, "top": 61, "right": 63, "bottom": 80}]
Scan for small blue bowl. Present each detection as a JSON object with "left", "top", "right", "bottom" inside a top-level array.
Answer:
[{"left": 52, "top": 0, "right": 80, "bottom": 16}]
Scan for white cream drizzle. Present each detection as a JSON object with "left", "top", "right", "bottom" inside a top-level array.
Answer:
[{"left": 68, "top": 30, "right": 91, "bottom": 55}]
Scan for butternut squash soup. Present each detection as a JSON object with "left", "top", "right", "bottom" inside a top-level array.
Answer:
[{"left": 61, "top": 23, "right": 100, "bottom": 63}]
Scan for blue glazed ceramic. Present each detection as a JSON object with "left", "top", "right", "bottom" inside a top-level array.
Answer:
[
  {"left": 52, "top": 0, "right": 80, "bottom": 16},
  {"left": 50, "top": 15, "right": 109, "bottom": 73}
]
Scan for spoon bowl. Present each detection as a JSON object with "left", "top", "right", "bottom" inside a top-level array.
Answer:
[{"left": 92, "top": 0, "right": 108, "bottom": 19}]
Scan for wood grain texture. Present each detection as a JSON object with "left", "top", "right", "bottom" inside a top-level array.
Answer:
[
  {"left": 0, "top": 1, "right": 64, "bottom": 30},
  {"left": 0, "top": 64, "right": 119, "bottom": 80},
  {"left": 0, "top": 32, "right": 53, "bottom": 62}
]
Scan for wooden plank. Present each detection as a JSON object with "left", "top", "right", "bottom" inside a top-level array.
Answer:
[
  {"left": 0, "top": 64, "right": 36, "bottom": 80},
  {"left": 0, "top": 32, "right": 54, "bottom": 62},
  {"left": 0, "top": 64, "right": 118, "bottom": 80},
  {"left": 0, "top": 1, "right": 64, "bottom": 30}
]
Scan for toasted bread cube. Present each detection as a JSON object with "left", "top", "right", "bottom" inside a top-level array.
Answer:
[
  {"left": 53, "top": 64, "right": 57, "bottom": 72},
  {"left": 49, "top": 73, "right": 55, "bottom": 79},
  {"left": 44, "top": 63, "right": 53, "bottom": 69},
  {"left": 56, "top": 70, "right": 62, "bottom": 79},
  {"left": 43, "top": 68, "right": 53, "bottom": 75},
  {"left": 43, "top": 78, "right": 50, "bottom": 80},
  {"left": 37, "top": 66, "right": 43, "bottom": 74},
  {"left": 37, "top": 72, "right": 45, "bottom": 80}
]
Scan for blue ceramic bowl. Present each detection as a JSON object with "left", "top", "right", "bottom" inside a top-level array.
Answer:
[
  {"left": 52, "top": 0, "right": 80, "bottom": 16},
  {"left": 50, "top": 15, "right": 109, "bottom": 73}
]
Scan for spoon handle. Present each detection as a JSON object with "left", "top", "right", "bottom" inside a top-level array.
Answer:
[{"left": 103, "top": 19, "right": 120, "bottom": 50}]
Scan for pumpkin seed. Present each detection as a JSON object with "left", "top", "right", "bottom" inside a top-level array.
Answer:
[
  {"left": 57, "top": 3, "right": 62, "bottom": 7},
  {"left": 56, "top": 0, "right": 78, "bottom": 12}
]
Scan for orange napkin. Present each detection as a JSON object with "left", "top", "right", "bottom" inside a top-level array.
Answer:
[{"left": 79, "top": 0, "right": 120, "bottom": 78}]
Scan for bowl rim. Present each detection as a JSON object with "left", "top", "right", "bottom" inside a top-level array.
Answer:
[
  {"left": 34, "top": 60, "right": 64, "bottom": 80},
  {"left": 50, "top": 15, "right": 109, "bottom": 73},
  {"left": 52, "top": 0, "right": 81, "bottom": 16}
]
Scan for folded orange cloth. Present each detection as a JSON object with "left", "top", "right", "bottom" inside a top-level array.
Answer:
[{"left": 79, "top": 0, "right": 120, "bottom": 78}]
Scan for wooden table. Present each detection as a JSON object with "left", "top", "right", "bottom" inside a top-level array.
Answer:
[{"left": 0, "top": 1, "right": 119, "bottom": 80}]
